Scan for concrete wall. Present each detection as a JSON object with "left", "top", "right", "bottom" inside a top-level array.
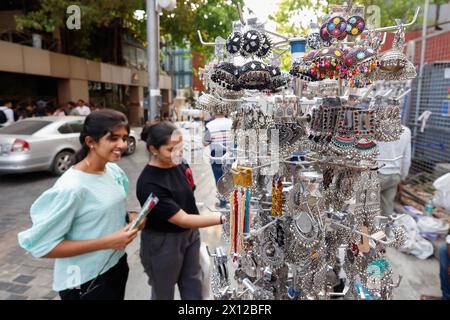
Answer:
[
  {"left": 0, "top": 40, "right": 172, "bottom": 90},
  {"left": 0, "top": 41, "right": 24, "bottom": 73},
  {"left": 50, "top": 52, "right": 71, "bottom": 78},
  {"left": 57, "top": 79, "right": 89, "bottom": 103},
  {"left": 128, "top": 86, "right": 144, "bottom": 126},
  {"left": 23, "top": 46, "right": 52, "bottom": 76},
  {"left": 0, "top": 40, "right": 173, "bottom": 118}
]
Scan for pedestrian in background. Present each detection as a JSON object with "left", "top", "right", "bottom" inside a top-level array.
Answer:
[
  {"left": 137, "top": 121, "right": 224, "bottom": 300},
  {"left": 18, "top": 110, "right": 145, "bottom": 300},
  {"left": 15, "top": 104, "right": 28, "bottom": 120},
  {"left": 25, "top": 102, "right": 35, "bottom": 118},
  {"left": 34, "top": 100, "right": 48, "bottom": 117},
  {"left": 421, "top": 237, "right": 450, "bottom": 300},
  {"left": 90, "top": 102, "right": 101, "bottom": 112},
  {"left": 53, "top": 103, "right": 66, "bottom": 117},
  {"left": 63, "top": 101, "right": 74, "bottom": 115},
  {"left": 203, "top": 111, "right": 233, "bottom": 209},
  {"left": 203, "top": 110, "right": 212, "bottom": 126},
  {"left": 377, "top": 125, "right": 412, "bottom": 216},
  {"left": 73, "top": 99, "right": 91, "bottom": 116},
  {"left": 11, "top": 103, "right": 20, "bottom": 122},
  {"left": 68, "top": 101, "right": 79, "bottom": 115},
  {"left": 0, "top": 100, "right": 15, "bottom": 127}
]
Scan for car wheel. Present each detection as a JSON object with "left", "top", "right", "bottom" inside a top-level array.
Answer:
[
  {"left": 124, "top": 137, "right": 136, "bottom": 155},
  {"left": 52, "top": 151, "right": 74, "bottom": 175}
]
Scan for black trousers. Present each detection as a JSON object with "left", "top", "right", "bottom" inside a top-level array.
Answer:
[
  {"left": 59, "top": 253, "right": 129, "bottom": 300},
  {"left": 140, "top": 229, "right": 203, "bottom": 300}
]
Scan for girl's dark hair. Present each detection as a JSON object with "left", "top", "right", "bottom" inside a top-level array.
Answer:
[
  {"left": 75, "top": 109, "right": 130, "bottom": 163},
  {"left": 141, "top": 121, "right": 178, "bottom": 150}
]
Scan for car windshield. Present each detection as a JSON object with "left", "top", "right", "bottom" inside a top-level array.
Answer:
[{"left": 0, "top": 120, "right": 51, "bottom": 135}]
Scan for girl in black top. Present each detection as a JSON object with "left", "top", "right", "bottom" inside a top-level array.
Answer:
[{"left": 137, "top": 122, "right": 224, "bottom": 300}]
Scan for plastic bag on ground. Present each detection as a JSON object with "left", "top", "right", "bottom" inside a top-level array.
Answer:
[
  {"left": 417, "top": 216, "right": 449, "bottom": 235},
  {"left": 393, "top": 214, "right": 434, "bottom": 260},
  {"left": 433, "top": 173, "right": 450, "bottom": 211}
]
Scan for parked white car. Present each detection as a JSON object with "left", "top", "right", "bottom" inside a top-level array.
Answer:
[{"left": 0, "top": 116, "right": 138, "bottom": 175}]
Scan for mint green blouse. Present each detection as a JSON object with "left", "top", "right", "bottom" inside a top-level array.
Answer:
[{"left": 18, "top": 163, "right": 129, "bottom": 291}]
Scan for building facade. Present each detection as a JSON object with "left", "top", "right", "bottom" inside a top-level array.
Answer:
[{"left": 0, "top": 3, "right": 172, "bottom": 126}]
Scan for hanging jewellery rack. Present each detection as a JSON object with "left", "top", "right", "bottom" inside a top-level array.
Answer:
[
  {"left": 393, "top": 88, "right": 412, "bottom": 101},
  {"left": 328, "top": 270, "right": 401, "bottom": 298},
  {"left": 342, "top": 31, "right": 388, "bottom": 46},
  {"left": 211, "top": 199, "right": 402, "bottom": 245},
  {"left": 299, "top": 153, "right": 381, "bottom": 171},
  {"left": 267, "top": 7, "right": 421, "bottom": 49},
  {"left": 197, "top": 30, "right": 215, "bottom": 47},
  {"left": 363, "top": 87, "right": 412, "bottom": 106},
  {"left": 206, "top": 154, "right": 295, "bottom": 214},
  {"left": 197, "top": 3, "right": 421, "bottom": 66},
  {"left": 206, "top": 142, "right": 299, "bottom": 167},
  {"left": 337, "top": 0, "right": 420, "bottom": 34},
  {"left": 232, "top": 277, "right": 273, "bottom": 300},
  {"left": 213, "top": 146, "right": 404, "bottom": 171},
  {"left": 243, "top": 217, "right": 279, "bottom": 240},
  {"left": 329, "top": 220, "right": 396, "bottom": 246},
  {"left": 279, "top": 154, "right": 405, "bottom": 176},
  {"left": 207, "top": 192, "right": 265, "bottom": 214},
  {"left": 363, "top": 7, "right": 420, "bottom": 34},
  {"left": 361, "top": 84, "right": 412, "bottom": 103},
  {"left": 197, "top": 3, "right": 292, "bottom": 50}
]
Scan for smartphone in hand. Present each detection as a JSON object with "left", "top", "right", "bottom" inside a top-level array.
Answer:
[{"left": 128, "top": 193, "right": 159, "bottom": 231}]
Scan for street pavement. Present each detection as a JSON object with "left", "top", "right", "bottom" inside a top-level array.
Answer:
[{"left": 0, "top": 123, "right": 442, "bottom": 300}]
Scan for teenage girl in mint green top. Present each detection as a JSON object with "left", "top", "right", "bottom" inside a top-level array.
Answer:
[{"left": 18, "top": 110, "right": 145, "bottom": 300}]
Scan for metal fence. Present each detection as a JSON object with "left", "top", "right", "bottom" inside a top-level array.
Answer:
[{"left": 405, "top": 30, "right": 450, "bottom": 178}]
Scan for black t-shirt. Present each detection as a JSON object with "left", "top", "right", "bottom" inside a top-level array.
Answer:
[{"left": 136, "top": 162, "right": 199, "bottom": 233}]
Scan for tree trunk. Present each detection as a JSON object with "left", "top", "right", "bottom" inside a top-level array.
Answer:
[{"left": 53, "top": 27, "right": 62, "bottom": 52}]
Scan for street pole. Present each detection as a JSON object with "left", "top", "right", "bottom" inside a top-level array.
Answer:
[{"left": 146, "top": 0, "right": 161, "bottom": 121}]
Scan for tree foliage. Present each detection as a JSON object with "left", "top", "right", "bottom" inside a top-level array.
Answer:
[
  {"left": 14, "top": 0, "right": 244, "bottom": 61},
  {"left": 159, "top": 0, "right": 244, "bottom": 59},
  {"left": 15, "top": 0, "right": 143, "bottom": 61},
  {"left": 15, "top": 0, "right": 142, "bottom": 32}
]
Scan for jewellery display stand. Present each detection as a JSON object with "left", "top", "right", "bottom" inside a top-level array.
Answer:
[{"left": 197, "top": 2, "right": 418, "bottom": 300}]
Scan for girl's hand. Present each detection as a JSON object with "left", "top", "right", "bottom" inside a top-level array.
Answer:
[
  {"left": 104, "top": 225, "right": 139, "bottom": 250},
  {"left": 128, "top": 212, "right": 147, "bottom": 231}
]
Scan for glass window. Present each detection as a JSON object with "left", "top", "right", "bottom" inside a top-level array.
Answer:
[
  {"left": 176, "top": 56, "right": 182, "bottom": 71},
  {"left": 184, "top": 58, "right": 191, "bottom": 70},
  {"left": 185, "top": 75, "right": 192, "bottom": 87},
  {"left": 69, "top": 121, "right": 83, "bottom": 133},
  {"left": 0, "top": 120, "right": 51, "bottom": 135},
  {"left": 58, "top": 124, "right": 73, "bottom": 134},
  {"left": 137, "top": 48, "right": 146, "bottom": 70}
]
